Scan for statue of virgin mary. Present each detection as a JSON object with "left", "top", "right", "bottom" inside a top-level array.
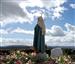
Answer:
[{"left": 33, "top": 16, "right": 46, "bottom": 53}]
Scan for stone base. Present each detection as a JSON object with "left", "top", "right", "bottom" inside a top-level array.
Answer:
[{"left": 36, "top": 53, "right": 48, "bottom": 62}]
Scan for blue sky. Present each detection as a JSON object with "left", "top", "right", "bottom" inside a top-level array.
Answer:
[{"left": 0, "top": 0, "right": 75, "bottom": 46}]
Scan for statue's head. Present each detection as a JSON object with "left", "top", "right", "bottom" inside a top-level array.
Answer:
[{"left": 37, "top": 16, "right": 45, "bottom": 35}]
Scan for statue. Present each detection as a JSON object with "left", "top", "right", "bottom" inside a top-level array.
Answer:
[{"left": 33, "top": 16, "right": 46, "bottom": 53}]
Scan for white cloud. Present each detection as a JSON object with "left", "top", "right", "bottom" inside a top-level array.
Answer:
[
  {"left": 52, "top": 7, "right": 66, "bottom": 19},
  {"left": 46, "top": 25, "right": 65, "bottom": 36},
  {"left": 0, "top": 27, "right": 34, "bottom": 37},
  {"left": 0, "top": 23, "right": 75, "bottom": 46},
  {"left": 20, "top": 0, "right": 67, "bottom": 20},
  {"left": 65, "top": 23, "right": 75, "bottom": 32},
  {"left": 19, "top": 0, "right": 67, "bottom": 8},
  {"left": 11, "top": 27, "right": 34, "bottom": 35},
  {"left": 1, "top": 39, "right": 33, "bottom": 46},
  {"left": 0, "top": 0, "right": 67, "bottom": 26},
  {"left": 0, "top": 29, "right": 8, "bottom": 34},
  {"left": 70, "top": 4, "right": 75, "bottom": 9},
  {"left": 49, "top": 0, "right": 67, "bottom": 7},
  {"left": 46, "top": 32, "right": 75, "bottom": 46},
  {"left": 0, "top": 37, "right": 2, "bottom": 43},
  {"left": 45, "top": 23, "right": 75, "bottom": 46},
  {"left": 0, "top": 0, "right": 31, "bottom": 26},
  {"left": 19, "top": 0, "right": 43, "bottom": 8}
]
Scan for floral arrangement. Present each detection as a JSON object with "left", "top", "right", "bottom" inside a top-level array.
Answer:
[{"left": 0, "top": 50, "right": 73, "bottom": 64}]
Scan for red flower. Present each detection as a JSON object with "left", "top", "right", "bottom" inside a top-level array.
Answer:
[{"left": 16, "top": 60, "right": 22, "bottom": 64}]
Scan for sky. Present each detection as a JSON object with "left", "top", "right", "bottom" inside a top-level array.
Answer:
[{"left": 0, "top": 0, "right": 75, "bottom": 46}]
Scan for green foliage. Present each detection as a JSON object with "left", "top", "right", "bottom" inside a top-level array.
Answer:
[{"left": 58, "top": 56, "right": 65, "bottom": 64}]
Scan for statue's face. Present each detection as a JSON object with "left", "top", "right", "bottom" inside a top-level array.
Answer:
[
  {"left": 37, "top": 16, "right": 45, "bottom": 35},
  {"left": 37, "top": 16, "right": 43, "bottom": 25},
  {"left": 38, "top": 17, "right": 43, "bottom": 21}
]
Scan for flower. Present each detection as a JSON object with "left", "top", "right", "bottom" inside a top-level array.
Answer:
[
  {"left": 15, "top": 60, "right": 22, "bottom": 64},
  {"left": 31, "top": 52, "right": 36, "bottom": 57},
  {"left": 16, "top": 50, "right": 20, "bottom": 54}
]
